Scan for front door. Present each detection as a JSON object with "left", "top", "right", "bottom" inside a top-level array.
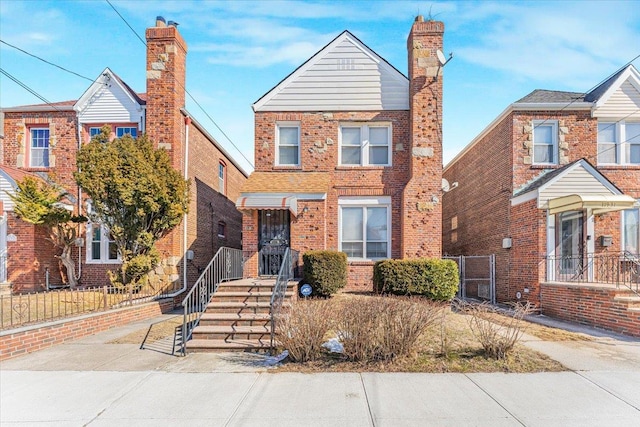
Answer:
[
  {"left": 558, "top": 210, "right": 585, "bottom": 278},
  {"left": 258, "top": 210, "right": 290, "bottom": 276}
]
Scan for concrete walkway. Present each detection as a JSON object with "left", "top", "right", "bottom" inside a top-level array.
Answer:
[{"left": 1, "top": 313, "right": 640, "bottom": 426}]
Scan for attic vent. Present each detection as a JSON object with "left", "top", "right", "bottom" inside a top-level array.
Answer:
[{"left": 338, "top": 58, "right": 356, "bottom": 70}]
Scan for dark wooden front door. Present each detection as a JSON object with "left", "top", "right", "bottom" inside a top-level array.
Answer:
[{"left": 258, "top": 210, "right": 290, "bottom": 276}]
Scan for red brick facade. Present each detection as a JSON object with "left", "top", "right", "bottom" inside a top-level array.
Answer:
[
  {"left": 1, "top": 18, "right": 246, "bottom": 294},
  {"left": 242, "top": 18, "right": 445, "bottom": 291}
]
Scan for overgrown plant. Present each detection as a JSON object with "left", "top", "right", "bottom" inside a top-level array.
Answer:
[
  {"left": 10, "top": 176, "right": 86, "bottom": 288},
  {"left": 275, "top": 299, "right": 334, "bottom": 362},
  {"left": 75, "top": 126, "right": 189, "bottom": 286},
  {"left": 456, "top": 301, "right": 535, "bottom": 360},
  {"left": 336, "top": 296, "right": 441, "bottom": 362}
]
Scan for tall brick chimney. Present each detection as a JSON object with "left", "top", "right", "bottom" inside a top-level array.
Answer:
[
  {"left": 145, "top": 17, "right": 188, "bottom": 261},
  {"left": 401, "top": 16, "right": 444, "bottom": 258}
]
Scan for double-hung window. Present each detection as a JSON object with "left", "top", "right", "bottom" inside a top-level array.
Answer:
[
  {"left": 340, "top": 123, "right": 391, "bottom": 166},
  {"left": 623, "top": 203, "right": 639, "bottom": 255},
  {"left": 532, "top": 121, "right": 557, "bottom": 165},
  {"left": 89, "top": 127, "right": 103, "bottom": 140},
  {"left": 597, "top": 121, "right": 640, "bottom": 165},
  {"left": 87, "top": 223, "right": 119, "bottom": 263},
  {"left": 339, "top": 197, "right": 390, "bottom": 260},
  {"left": 29, "top": 128, "right": 50, "bottom": 167},
  {"left": 116, "top": 127, "right": 137, "bottom": 138},
  {"left": 218, "top": 162, "right": 226, "bottom": 194},
  {"left": 276, "top": 122, "right": 300, "bottom": 166}
]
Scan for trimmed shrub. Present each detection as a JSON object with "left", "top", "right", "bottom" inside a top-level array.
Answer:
[
  {"left": 373, "top": 258, "right": 458, "bottom": 301},
  {"left": 302, "top": 250, "right": 347, "bottom": 297}
]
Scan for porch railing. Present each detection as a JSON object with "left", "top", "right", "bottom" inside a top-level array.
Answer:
[
  {"left": 1, "top": 281, "right": 177, "bottom": 330},
  {"left": 181, "top": 247, "right": 243, "bottom": 355},
  {"left": 270, "top": 248, "right": 299, "bottom": 349},
  {"left": 547, "top": 251, "right": 639, "bottom": 294}
]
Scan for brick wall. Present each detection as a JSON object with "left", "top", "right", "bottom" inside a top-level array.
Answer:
[
  {"left": 0, "top": 299, "right": 175, "bottom": 361},
  {"left": 541, "top": 283, "right": 640, "bottom": 337}
]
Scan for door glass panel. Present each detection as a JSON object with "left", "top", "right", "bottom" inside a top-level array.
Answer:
[{"left": 559, "top": 211, "right": 583, "bottom": 275}]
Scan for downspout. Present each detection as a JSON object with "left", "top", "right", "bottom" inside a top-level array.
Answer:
[{"left": 167, "top": 114, "right": 190, "bottom": 297}]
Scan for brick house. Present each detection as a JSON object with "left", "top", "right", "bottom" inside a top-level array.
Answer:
[
  {"left": 237, "top": 17, "right": 445, "bottom": 291},
  {"left": 0, "top": 17, "right": 247, "bottom": 294},
  {"left": 443, "top": 65, "right": 640, "bottom": 336}
]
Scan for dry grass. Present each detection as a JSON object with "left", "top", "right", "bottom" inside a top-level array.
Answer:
[{"left": 108, "top": 316, "right": 182, "bottom": 345}]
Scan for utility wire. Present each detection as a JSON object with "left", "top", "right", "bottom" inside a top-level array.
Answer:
[
  {"left": 105, "top": 0, "right": 255, "bottom": 169},
  {"left": 0, "top": 68, "right": 63, "bottom": 111},
  {"left": 0, "top": 39, "right": 95, "bottom": 82}
]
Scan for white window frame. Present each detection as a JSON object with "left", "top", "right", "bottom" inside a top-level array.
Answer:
[
  {"left": 275, "top": 121, "right": 300, "bottom": 166},
  {"left": 597, "top": 121, "right": 640, "bottom": 165},
  {"left": 86, "top": 223, "right": 120, "bottom": 264},
  {"left": 116, "top": 127, "right": 137, "bottom": 138},
  {"left": 621, "top": 201, "right": 640, "bottom": 256},
  {"left": 218, "top": 162, "right": 226, "bottom": 195},
  {"left": 338, "top": 196, "right": 391, "bottom": 261},
  {"left": 532, "top": 120, "right": 558, "bottom": 165},
  {"left": 89, "top": 127, "right": 103, "bottom": 140},
  {"left": 29, "top": 127, "right": 50, "bottom": 168},
  {"left": 339, "top": 123, "right": 392, "bottom": 166}
]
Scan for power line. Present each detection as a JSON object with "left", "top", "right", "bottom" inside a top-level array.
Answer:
[
  {"left": 0, "top": 39, "right": 94, "bottom": 82},
  {"left": 0, "top": 68, "right": 64, "bottom": 111},
  {"left": 105, "top": 0, "right": 255, "bottom": 169}
]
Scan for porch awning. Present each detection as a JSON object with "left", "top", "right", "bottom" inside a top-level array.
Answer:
[
  {"left": 548, "top": 194, "right": 637, "bottom": 215},
  {"left": 236, "top": 196, "right": 298, "bottom": 216}
]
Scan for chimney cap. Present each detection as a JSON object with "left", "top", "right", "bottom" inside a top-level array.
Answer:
[
  {"left": 168, "top": 20, "right": 179, "bottom": 27},
  {"left": 415, "top": 15, "right": 424, "bottom": 22},
  {"left": 156, "top": 16, "right": 167, "bottom": 27}
]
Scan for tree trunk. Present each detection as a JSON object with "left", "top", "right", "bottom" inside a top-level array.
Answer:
[{"left": 59, "top": 246, "right": 78, "bottom": 288}]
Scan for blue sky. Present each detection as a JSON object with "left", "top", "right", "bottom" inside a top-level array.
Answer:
[{"left": 1, "top": 0, "right": 639, "bottom": 173}]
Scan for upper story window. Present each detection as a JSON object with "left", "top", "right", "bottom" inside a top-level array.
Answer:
[
  {"left": 116, "top": 127, "right": 137, "bottom": 138},
  {"left": 532, "top": 121, "right": 558, "bottom": 165},
  {"left": 218, "top": 161, "right": 226, "bottom": 195},
  {"left": 598, "top": 121, "right": 640, "bottom": 165},
  {"left": 276, "top": 122, "right": 300, "bottom": 166},
  {"left": 339, "top": 123, "right": 391, "bottom": 166},
  {"left": 622, "top": 203, "right": 639, "bottom": 255},
  {"left": 29, "top": 127, "right": 50, "bottom": 168},
  {"left": 338, "top": 197, "right": 390, "bottom": 260}
]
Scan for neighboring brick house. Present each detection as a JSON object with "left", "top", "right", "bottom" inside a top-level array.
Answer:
[
  {"left": 443, "top": 65, "right": 640, "bottom": 335},
  {"left": 1, "top": 17, "right": 247, "bottom": 293},
  {"left": 237, "top": 17, "right": 445, "bottom": 291}
]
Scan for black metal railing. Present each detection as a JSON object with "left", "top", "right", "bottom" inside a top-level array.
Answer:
[
  {"left": 546, "top": 251, "right": 639, "bottom": 294},
  {"left": 270, "top": 248, "right": 299, "bottom": 349},
  {"left": 181, "top": 247, "right": 243, "bottom": 355}
]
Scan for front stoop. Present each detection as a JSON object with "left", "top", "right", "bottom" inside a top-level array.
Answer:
[
  {"left": 185, "top": 279, "right": 295, "bottom": 353},
  {"left": 614, "top": 291, "right": 640, "bottom": 312}
]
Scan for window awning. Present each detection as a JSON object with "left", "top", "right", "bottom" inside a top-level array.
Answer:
[
  {"left": 548, "top": 194, "right": 637, "bottom": 215},
  {"left": 236, "top": 196, "right": 298, "bottom": 216}
]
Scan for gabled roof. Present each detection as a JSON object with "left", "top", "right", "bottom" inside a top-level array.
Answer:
[
  {"left": 587, "top": 64, "right": 640, "bottom": 109},
  {"left": 515, "top": 90, "right": 585, "bottom": 104},
  {"left": 253, "top": 30, "right": 409, "bottom": 112},
  {"left": 74, "top": 67, "right": 145, "bottom": 113},
  {"left": 0, "top": 165, "right": 45, "bottom": 189}
]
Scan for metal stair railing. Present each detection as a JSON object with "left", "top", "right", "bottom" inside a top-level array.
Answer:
[
  {"left": 270, "top": 248, "right": 299, "bottom": 350},
  {"left": 181, "top": 247, "right": 243, "bottom": 355},
  {"left": 622, "top": 251, "right": 640, "bottom": 295}
]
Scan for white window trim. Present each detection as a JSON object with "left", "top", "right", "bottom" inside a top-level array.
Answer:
[
  {"left": 338, "top": 196, "right": 391, "bottom": 261},
  {"left": 621, "top": 200, "right": 640, "bottom": 255},
  {"left": 598, "top": 121, "right": 640, "bottom": 165},
  {"left": 338, "top": 122, "right": 392, "bottom": 167},
  {"left": 86, "top": 223, "right": 121, "bottom": 264},
  {"left": 597, "top": 121, "right": 619, "bottom": 165},
  {"left": 116, "top": 126, "right": 138, "bottom": 138},
  {"left": 218, "top": 162, "right": 226, "bottom": 195},
  {"left": 275, "top": 121, "right": 300, "bottom": 166},
  {"left": 29, "top": 127, "right": 50, "bottom": 168},
  {"left": 532, "top": 120, "right": 558, "bottom": 165}
]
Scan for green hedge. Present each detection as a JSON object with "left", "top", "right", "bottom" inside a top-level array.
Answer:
[
  {"left": 302, "top": 250, "right": 348, "bottom": 297},
  {"left": 373, "top": 258, "right": 459, "bottom": 301}
]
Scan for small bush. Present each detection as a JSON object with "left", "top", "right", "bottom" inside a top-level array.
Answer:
[
  {"left": 456, "top": 301, "right": 534, "bottom": 360},
  {"left": 373, "top": 258, "right": 458, "bottom": 301},
  {"left": 335, "top": 296, "right": 442, "bottom": 362},
  {"left": 302, "top": 250, "right": 347, "bottom": 297},
  {"left": 275, "top": 299, "right": 334, "bottom": 362}
]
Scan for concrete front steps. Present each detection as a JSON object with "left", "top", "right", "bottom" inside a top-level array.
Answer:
[{"left": 186, "top": 278, "right": 295, "bottom": 353}]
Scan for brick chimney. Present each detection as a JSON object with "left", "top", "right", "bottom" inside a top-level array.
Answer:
[
  {"left": 145, "top": 17, "right": 188, "bottom": 261},
  {"left": 145, "top": 16, "right": 187, "bottom": 171},
  {"left": 401, "top": 16, "right": 444, "bottom": 258}
]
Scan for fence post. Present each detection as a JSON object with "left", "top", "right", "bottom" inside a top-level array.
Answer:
[{"left": 103, "top": 286, "right": 108, "bottom": 310}]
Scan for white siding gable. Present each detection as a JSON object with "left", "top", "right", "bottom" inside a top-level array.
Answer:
[
  {"left": 254, "top": 32, "right": 409, "bottom": 112},
  {"left": 537, "top": 162, "right": 620, "bottom": 209},
  {"left": 593, "top": 67, "right": 640, "bottom": 119},
  {"left": 0, "top": 173, "right": 16, "bottom": 211},
  {"left": 74, "top": 68, "right": 144, "bottom": 125}
]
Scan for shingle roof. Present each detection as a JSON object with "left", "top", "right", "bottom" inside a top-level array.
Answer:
[
  {"left": 584, "top": 65, "right": 629, "bottom": 102},
  {"left": 0, "top": 165, "right": 46, "bottom": 188},
  {"left": 241, "top": 172, "right": 331, "bottom": 193},
  {"left": 515, "top": 90, "right": 585, "bottom": 104}
]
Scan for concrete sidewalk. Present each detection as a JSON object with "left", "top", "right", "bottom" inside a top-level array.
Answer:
[{"left": 1, "top": 313, "right": 640, "bottom": 426}]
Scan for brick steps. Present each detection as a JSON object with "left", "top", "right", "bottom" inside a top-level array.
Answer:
[
  {"left": 186, "top": 338, "right": 272, "bottom": 352},
  {"left": 191, "top": 325, "right": 271, "bottom": 341}
]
